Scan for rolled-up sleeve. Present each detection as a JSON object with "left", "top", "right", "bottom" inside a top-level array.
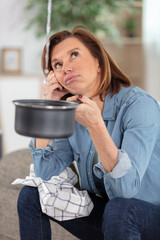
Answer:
[
  {"left": 29, "top": 138, "right": 74, "bottom": 180},
  {"left": 93, "top": 149, "right": 131, "bottom": 179},
  {"left": 94, "top": 95, "right": 160, "bottom": 199}
]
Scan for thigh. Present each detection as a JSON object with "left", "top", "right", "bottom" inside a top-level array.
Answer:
[
  {"left": 122, "top": 198, "right": 160, "bottom": 240},
  {"left": 135, "top": 199, "right": 160, "bottom": 240},
  {"left": 103, "top": 197, "right": 160, "bottom": 240},
  {"left": 50, "top": 193, "right": 108, "bottom": 240}
]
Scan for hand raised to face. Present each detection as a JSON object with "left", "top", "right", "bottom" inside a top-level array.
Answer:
[{"left": 42, "top": 70, "right": 69, "bottom": 100}]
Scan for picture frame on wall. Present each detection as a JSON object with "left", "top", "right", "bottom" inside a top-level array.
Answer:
[{"left": 2, "top": 48, "right": 21, "bottom": 74}]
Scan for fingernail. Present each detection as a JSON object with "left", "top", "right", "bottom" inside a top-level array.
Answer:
[{"left": 78, "top": 95, "right": 82, "bottom": 99}]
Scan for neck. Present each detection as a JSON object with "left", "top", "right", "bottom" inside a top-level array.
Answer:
[{"left": 92, "top": 95, "right": 104, "bottom": 114}]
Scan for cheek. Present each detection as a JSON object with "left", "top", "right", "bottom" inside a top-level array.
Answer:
[{"left": 54, "top": 72, "right": 63, "bottom": 84}]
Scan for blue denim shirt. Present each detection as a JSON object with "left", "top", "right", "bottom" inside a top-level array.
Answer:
[{"left": 29, "top": 86, "right": 160, "bottom": 206}]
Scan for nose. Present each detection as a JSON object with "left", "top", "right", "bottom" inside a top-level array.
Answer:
[{"left": 62, "top": 61, "right": 73, "bottom": 74}]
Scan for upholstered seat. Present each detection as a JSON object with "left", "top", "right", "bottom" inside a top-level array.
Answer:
[{"left": 0, "top": 148, "right": 77, "bottom": 240}]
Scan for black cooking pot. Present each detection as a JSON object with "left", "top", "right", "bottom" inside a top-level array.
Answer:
[{"left": 13, "top": 99, "right": 79, "bottom": 138}]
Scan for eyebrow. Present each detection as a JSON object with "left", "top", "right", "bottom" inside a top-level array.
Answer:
[{"left": 51, "top": 47, "right": 80, "bottom": 64}]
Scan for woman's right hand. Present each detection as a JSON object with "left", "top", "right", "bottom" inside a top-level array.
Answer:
[
  {"left": 36, "top": 70, "right": 69, "bottom": 149},
  {"left": 42, "top": 70, "right": 69, "bottom": 100}
]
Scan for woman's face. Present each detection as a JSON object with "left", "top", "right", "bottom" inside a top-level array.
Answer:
[{"left": 50, "top": 37, "right": 101, "bottom": 97}]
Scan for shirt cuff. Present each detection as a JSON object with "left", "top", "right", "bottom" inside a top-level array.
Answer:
[
  {"left": 93, "top": 149, "right": 132, "bottom": 179},
  {"left": 29, "top": 138, "right": 57, "bottom": 153}
]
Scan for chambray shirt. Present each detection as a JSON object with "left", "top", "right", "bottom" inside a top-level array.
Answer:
[{"left": 29, "top": 86, "right": 160, "bottom": 206}]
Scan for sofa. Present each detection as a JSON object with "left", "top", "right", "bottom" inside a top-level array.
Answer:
[{"left": 0, "top": 148, "right": 78, "bottom": 240}]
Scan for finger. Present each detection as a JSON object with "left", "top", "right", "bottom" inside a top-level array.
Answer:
[
  {"left": 61, "top": 89, "right": 69, "bottom": 95},
  {"left": 47, "top": 70, "right": 54, "bottom": 77},
  {"left": 47, "top": 76, "right": 56, "bottom": 86},
  {"left": 48, "top": 79, "right": 58, "bottom": 87},
  {"left": 44, "top": 76, "right": 59, "bottom": 87},
  {"left": 77, "top": 95, "right": 93, "bottom": 105},
  {"left": 47, "top": 71, "right": 57, "bottom": 84},
  {"left": 50, "top": 82, "right": 63, "bottom": 91},
  {"left": 46, "top": 71, "right": 54, "bottom": 80},
  {"left": 66, "top": 95, "right": 77, "bottom": 102},
  {"left": 42, "top": 82, "right": 63, "bottom": 92}
]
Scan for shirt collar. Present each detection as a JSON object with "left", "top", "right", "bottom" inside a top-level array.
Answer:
[{"left": 102, "top": 91, "right": 117, "bottom": 120}]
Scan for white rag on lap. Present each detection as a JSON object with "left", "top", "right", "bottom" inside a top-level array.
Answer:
[{"left": 12, "top": 164, "right": 94, "bottom": 221}]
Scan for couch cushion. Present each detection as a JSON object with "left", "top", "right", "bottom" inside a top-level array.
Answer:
[
  {"left": 0, "top": 148, "right": 78, "bottom": 240},
  {"left": 0, "top": 148, "right": 32, "bottom": 189}
]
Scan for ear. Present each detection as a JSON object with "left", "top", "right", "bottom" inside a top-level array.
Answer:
[
  {"left": 97, "top": 65, "right": 101, "bottom": 73},
  {"left": 95, "top": 58, "right": 101, "bottom": 73}
]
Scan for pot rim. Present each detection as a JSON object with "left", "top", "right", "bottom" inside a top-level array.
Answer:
[{"left": 13, "top": 99, "right": 79, "bottom": 110}]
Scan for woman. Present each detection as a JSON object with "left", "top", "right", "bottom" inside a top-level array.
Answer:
[{"left": 17, "top": 26, "right": 160, "bottom": 240}]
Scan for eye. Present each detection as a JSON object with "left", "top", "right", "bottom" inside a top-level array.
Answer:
[
  {"left": 71, "top": 51, "right": 79, "bottom": 59},
  {"left": 54, "top": 62, "right": 62, "bottom": 69}
]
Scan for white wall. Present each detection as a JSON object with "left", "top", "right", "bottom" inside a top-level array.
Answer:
[
  {"left": 0, "top": 0, "right": 45, "bottom": 74},
  {"left": 0, "top": 76, "right": 41, "bottom": 154},
  {"left": 0, "top": 0, "right": 44, "bottom": 154},
  {"left": 143, "top": 0, "right": 160, "bottom": 101}
]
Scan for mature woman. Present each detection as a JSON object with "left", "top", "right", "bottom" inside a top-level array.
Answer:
[{"left": 17, "top": 26, "right": 160, "bottom": 240}]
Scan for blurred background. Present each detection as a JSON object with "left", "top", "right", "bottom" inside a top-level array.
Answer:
[{"left": 0, "top": 0, "right": 160, "bottom": 157}]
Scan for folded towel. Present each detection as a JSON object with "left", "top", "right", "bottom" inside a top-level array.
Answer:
[{"left": 12, "top": 164, "right": 94, "bottom": 221}]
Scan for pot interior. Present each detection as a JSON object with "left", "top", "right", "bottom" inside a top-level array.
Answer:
[{"left": 13, "top": 99, "right": 79, "bottom": 110}]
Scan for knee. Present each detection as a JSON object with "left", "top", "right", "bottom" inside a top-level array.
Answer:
[
  {"left": 103, "top": 198, "right": 126, "bottom": 223},
  {"left": 103, "top": 197, "right": 136, "bottom": 221},
  {"left": 17, "top": 186, "right": 40, "bottom": 214},
  {"left": 102, "top": 198, "right": 141, "bottom": 239},
  {"left": 102, "top": 197, "right": 139, "bottom": 227}
]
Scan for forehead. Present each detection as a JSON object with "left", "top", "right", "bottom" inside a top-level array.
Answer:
[{"left": 51, "top": 37, "right": 88, "bottom": 58}]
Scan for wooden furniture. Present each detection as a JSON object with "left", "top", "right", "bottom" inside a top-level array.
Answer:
[
  {"left": 104, "top": 40, "right": 145, "bottom": 90},
  {"left": 103, "top": 1, "right": 145, "bottom": 90}
]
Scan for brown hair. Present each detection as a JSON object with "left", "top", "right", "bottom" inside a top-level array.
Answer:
[{"left": 42, "top": 26, "right": 132, "bottom": 99}]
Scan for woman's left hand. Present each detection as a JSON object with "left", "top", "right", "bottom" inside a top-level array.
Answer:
[{"left": 67, "top": 95, "right": 102, "bottom": 129}]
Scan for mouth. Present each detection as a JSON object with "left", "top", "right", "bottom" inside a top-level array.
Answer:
[{"left": 64, "top": 75, "right": 80, "bottom": 85}]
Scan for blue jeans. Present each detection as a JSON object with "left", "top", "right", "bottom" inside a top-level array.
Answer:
[{"left": 17, "top": 186, "right": 160, "bottom": 240}]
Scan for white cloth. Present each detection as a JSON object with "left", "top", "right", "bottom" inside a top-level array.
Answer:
[{"left": 12, "top": 164, "right": 94, "bottom": 221}]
